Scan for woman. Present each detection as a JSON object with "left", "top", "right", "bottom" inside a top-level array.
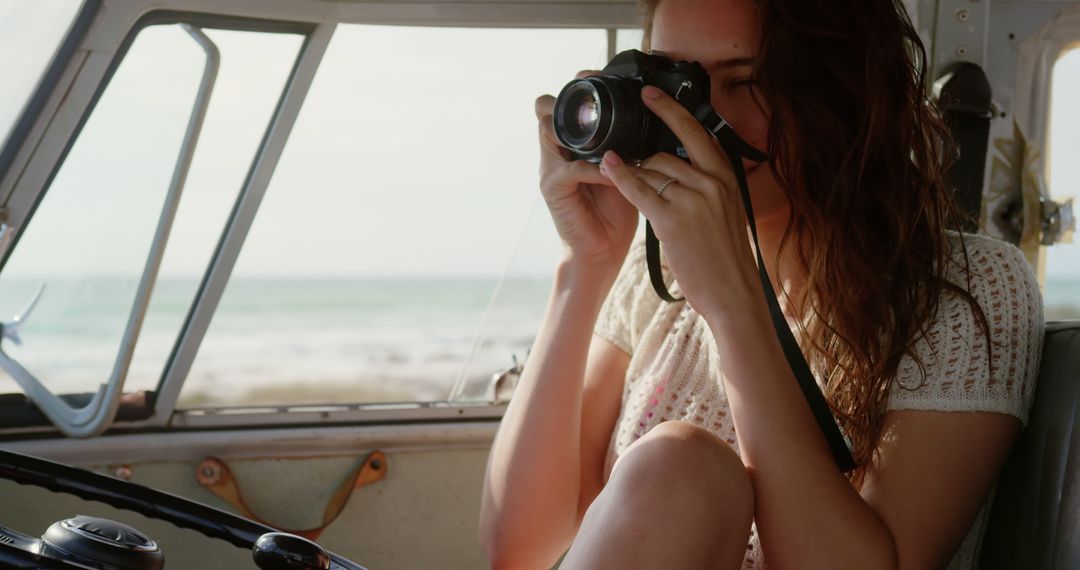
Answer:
[{"left": 479, "top": 0, "right": 1044, "bottom": 567}]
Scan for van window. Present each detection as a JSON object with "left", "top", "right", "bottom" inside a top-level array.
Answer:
[
  {"left": 1045, "top": 45, "right": 1080, "bottom": 321},
  {"left": 176, "top": 25, "right": 611, "bottom": 407},
  {"left": 0, "top": 24, "right": 303, "bottom": 400}
]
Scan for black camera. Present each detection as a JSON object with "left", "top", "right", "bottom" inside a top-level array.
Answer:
[{"left": 552, "top": 49, "right": 712, "bottom": 163}]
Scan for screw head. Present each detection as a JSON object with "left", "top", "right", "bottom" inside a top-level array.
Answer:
[
  {"left": 957, "top": 8, "right": 970, "bottom": 22},
  {"left": 956, "top": 45, "right": 969, "bottom": 57},
  {"left": 196, "top": 460, "right": 222, "bottom": 485}
]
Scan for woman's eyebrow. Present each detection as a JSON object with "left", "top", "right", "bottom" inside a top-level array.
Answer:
[{"left": 707, "top": 57, "right": 755, "bottom": 70}]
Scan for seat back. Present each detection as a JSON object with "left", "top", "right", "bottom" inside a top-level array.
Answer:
[{"left": 981, "top": 321, "right": 1080, "bottom": 569}]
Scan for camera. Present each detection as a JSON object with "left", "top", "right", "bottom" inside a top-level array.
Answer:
[{"left": 553, "top": 49, "right": 712, "bottom": 163}]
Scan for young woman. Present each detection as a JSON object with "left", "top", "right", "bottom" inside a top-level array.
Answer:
[{"left": 479, "top": 0, "right": 1045, "bottom": 568}]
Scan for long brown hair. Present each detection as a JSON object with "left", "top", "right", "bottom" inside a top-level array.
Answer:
[{"left": 640, "top": 0, "right": 989, "bottom": 484}]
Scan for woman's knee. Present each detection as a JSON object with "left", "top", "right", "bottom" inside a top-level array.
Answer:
[{"left": 608, "top": 420, "right": 754, "bottom": 522}]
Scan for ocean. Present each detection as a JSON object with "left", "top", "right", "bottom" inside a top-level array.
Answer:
[
  {"left": 1044, "top": 277, "right": 1080, "bottom": 320},
  {"left": 0, "top": 276, "right": 553, "bottom": 406},
  {"left": 0, "top": 275, "right": 1076, "bottom": 408}
]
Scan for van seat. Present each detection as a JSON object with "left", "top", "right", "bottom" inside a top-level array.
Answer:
[{"left": 980, "top": 321, "right": 1080, "bottom": 569}]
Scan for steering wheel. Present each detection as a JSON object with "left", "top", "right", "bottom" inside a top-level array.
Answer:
[{"left": 0, "top": 449, "right": 369, "bottom": 569}]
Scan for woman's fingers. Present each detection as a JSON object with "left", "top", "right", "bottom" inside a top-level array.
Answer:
[
  {"left": 630, "top": 170, "right": 686, "bottom": 206},
  {"left": 631, "top": 168, "right": 687, "bottom": 200},
  {"left": 535, "top": 94, "right": 555, "bottom": 119},
  {"left": 639, "top": 153, "right": 718, "bottom": 196},
  {"left": 536, "top": 92, "right": 613, "bottom": 190},
  {"left": 640, "top": 86, "right": 735, "bottom": 187},
  {"left": 599, "top": 151, "right": 666, "bottom": 219},
  {"left": 539, "top": 158, "right": 612, "bottom": 200},
  {"left": 575, "top": 69, "right": 600, "bottom": 80},
  {"left": 537, "top": 112, "right": 565, "bottom": 151},
  {"left": 563, "top": 160, "right": 613, "bottom": 186},
  {"left": 536, "top": 95, "right": 572, "bottom": 162},
  {"left": 601, "top": 150, "right": 748, "bottom": 243}
]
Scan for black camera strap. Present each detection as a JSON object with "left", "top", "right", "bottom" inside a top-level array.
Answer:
[{"left": 644, "top": 107, "right": 856, "bottom": 472}]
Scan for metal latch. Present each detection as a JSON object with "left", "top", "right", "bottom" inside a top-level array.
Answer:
[{"left": 488, "top": 354, "right": 523, "bottom": 404}]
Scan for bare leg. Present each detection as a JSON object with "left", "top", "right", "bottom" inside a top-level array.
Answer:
[{"left": 560, "top": 421, "right": 754, "bottom": 570}]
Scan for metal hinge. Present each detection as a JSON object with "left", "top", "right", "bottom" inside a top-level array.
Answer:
[
  {"left": 1005, "top": 197, "right": 1075, "bottom": 246},
  {"left": 1039, "top": 197, "right": 1074, "bottom": 246}
]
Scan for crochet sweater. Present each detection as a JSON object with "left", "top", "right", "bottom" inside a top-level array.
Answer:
[{"left": 593, "top": 233, "right": 1045, "bottom": 569}]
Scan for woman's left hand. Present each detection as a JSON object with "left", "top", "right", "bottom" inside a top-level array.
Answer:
[{"left": 598, "top": 85, "right": 764, "bottom": 328}]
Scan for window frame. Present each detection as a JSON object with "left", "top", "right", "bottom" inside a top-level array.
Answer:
[{"left": 0, "top": 10, "right": 325, "bottom": 434}]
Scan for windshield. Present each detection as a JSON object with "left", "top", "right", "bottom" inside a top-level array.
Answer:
[{"left": 0, "top": 0, "right": 84, "bottom": 152}]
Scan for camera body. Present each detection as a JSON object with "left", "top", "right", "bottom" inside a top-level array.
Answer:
[{"left": 553, "top": 49, "right": 711, "bottom": 163}]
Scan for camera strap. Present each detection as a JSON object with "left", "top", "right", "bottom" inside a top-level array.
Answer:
[{"left": 644, "top": 107, "right": 856, "bottom": 472}]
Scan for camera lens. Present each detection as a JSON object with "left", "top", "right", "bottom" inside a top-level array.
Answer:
[
  {"left": 553, "top": 76, "right": 649, "bottom": 161},
  {"left": 554, "top": 79, "right": 610, "bottom": 150},
  {"left": 571, "top": 94, "right": 599, "bottom": 139}
]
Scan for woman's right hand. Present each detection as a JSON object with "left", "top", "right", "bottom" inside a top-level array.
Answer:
[{"left": 535, "top": 72, "right": 639, "bottom": 273}]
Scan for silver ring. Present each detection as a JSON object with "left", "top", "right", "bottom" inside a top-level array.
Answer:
[{"left": 655, "top": 177, "right": 677, "bottom": 196}]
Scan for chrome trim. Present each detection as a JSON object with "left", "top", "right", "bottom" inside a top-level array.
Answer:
[
  {"left": 56, "top": 519, "right": 159, "bottom": 552},
  {"left": 169, "top": 402, "right": 506, "bottom": 429}
]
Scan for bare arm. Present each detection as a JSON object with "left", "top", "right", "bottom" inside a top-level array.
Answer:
[
  {"left": 710, "top": 315, "right": 899, "bottom": 568},
  {"left": 478, "top": 260, "right": 626, "bottom": 569},
  {"left": 708, "top": 315, "right": 1019, "bottom": 569},
  {"left": 480, "top": 87, "right": 638, "bottom": 568},
  {"left": 860, "top": 410, "right": 1019, "bottom": 568},
  {"left": 576, "top": 337, "right": 629, "bottom": 521}
]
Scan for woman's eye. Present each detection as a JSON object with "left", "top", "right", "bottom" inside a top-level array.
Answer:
[{"left": 728, "top": 79, "right": 756, "bottom": 90}]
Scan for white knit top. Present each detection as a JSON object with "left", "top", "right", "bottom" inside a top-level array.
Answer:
[{"left": 593, "top": 232, "right": 1045, "bottom": 569}]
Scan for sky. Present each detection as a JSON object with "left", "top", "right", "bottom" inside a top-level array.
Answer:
[
  {"left": 1046, "top": 46, "right": 1080, "bottom": 280},
  {"left": 0, "top": 2, "right": 1078, "bottom": 283}
]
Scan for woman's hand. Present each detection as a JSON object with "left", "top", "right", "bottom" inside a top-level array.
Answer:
[
  {"left": 535, "top": 72, "right": 639, "bottom": 273},
  {"left": 597, "top": 85, "right": 764, "bottom": 326}
]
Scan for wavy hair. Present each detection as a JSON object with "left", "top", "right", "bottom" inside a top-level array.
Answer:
[{"left": 639, "top": 0, "right": 989, "bottom": 485}]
